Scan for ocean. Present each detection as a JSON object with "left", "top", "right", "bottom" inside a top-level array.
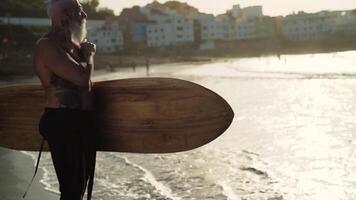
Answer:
[{"left": 23, "top": 50, "right": 356, "bottom": 200}]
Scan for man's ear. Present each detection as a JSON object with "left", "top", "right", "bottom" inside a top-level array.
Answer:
[
  {"left": 60, "top": 9, "right": 72, "bottom": 28},
  {"left": 61, "top": 19, "right": 69, "bottom": 28}
]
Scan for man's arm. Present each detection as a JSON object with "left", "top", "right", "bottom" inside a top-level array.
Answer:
[
  {"left": 35, "top": 39, "right": 93, "bottom": 88},
  {"left": 81, "top": 40, "right": 96, "bottom": 88}
]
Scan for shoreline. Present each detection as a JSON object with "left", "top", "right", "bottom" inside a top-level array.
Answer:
[
  {"left": 0, "top": 147, "right": 58, "bottom": 200},
  {"left": 1, "top": 48, "right": 355, "bottom": 83}
]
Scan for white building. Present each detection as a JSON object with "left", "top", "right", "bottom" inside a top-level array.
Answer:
[
  {"left": 0, "top": 17, "right": 105, "bottom": 29},
  {"left": 196, "top": 14, "right": 224, "bottom": 41},
  {"left": 243, "top": 6, "right": 263, "bottom": 19},
  {"left": 87, "top": 23, "right": 124, "bottom": 52},
  {"left": 0, "top": 17, "right": 50, "bottom": 26},
  {"left": 230, "top": 5, "right": 243, "bottom": 18},
  {"left": 228, "top": 5, "right": 263, "bottom": 19},
  {"left": 235, "top": 17, "right": 277, "bottom": 40},
  {"left": 215, "top": 15, "right": 238, "bottom": 41},
  {"left": 335, "top": 11, "right": 356, "bottom": 37},
  {"left": 282, "top": 11, "right": 336, "bottom": 41},
  {"left": 146, "top": 17, "right": 194, "bottom": 47},
  {"left": 200, "top": 19, "right": 224, "bottom": 41},
  {"left": 236, "top": 19, "right": 257, "bottom": 40}
]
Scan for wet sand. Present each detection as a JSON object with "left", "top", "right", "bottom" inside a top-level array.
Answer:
[{"left": 0, "top": 147, "right": 58, "bottom": 200}]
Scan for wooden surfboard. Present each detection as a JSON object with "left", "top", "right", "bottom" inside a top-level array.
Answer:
[{"left": 0, "top": 78, "right": 234, "bottom": 153}]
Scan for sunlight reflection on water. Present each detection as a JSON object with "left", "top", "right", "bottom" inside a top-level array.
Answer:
[{"left": 24, "top": 51, "right": 356, "bottom": 200}]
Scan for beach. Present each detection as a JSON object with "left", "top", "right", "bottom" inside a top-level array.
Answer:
[
  {"left": 0, "top": 147, "right": 58, "bottom": 200},
  {"left": 1, "top": 51, "right": 356, "bottom": 199}
]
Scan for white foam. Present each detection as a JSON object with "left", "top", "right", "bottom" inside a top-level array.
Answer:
[
  {"left": 20, "top": 151, "right": 37, "bottom": 165},
  {"left": 20, "top": 151, "right": 60, "bottom": 195},
  {"left": 39, "top": 166, "right": 60, "bottom": 194},
  {"left": 121, "top": 155, "right": 182, "bottom": 200},
  {"left": 218, "top": 181, "right": 241, "bottom": 200}
]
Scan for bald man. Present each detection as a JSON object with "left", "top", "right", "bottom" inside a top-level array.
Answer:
[{"left": 31, "top": 0, "right": 97, "bottom": 199}]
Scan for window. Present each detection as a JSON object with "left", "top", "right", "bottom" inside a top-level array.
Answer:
[{"left": 177, "top": 26, "right": 183, "bottom": 31}]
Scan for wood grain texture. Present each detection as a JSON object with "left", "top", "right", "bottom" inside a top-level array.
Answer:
[{"left": 0, "top": 78, "right": 234, "bottom": 153}]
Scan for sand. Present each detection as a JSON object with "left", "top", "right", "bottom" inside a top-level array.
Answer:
[{"left": 0, "top": 147, "right": 59, "bottom": 200}]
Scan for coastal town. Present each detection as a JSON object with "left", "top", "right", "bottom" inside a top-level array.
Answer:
[
  {"left": 1, "top": 1, "right": 356, "bottom": 80},
  {"left": 1, "top": 1, "right": 356, "bottom": 53}
]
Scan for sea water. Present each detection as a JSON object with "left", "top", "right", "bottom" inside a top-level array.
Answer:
[{"left": 23, "top": 50, "right": 356, "bottom": 200}]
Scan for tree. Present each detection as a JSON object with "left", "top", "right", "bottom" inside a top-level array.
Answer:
[
  {"left": 0, "top": 0, "right": 47, "bottom": 17},
  {"left": 351, "top": 9, "right": 356, "bottom": 15},
  {"left": 163, "top": 1, "right": 199, "bottom": 16},
  {"left": 80, "top": 0, "right": 115, "bottom": 19},
  {"left": 0, "top": 0, "right": 115, "bottom": 19}
]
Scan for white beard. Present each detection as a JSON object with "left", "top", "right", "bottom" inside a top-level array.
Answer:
[{"left": 69, "top": 19, "right": 87, "bottom": 45}]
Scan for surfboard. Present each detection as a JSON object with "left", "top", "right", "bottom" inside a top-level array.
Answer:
[{"left": 0, "top": 78, "right": 234, "bottom": 153}]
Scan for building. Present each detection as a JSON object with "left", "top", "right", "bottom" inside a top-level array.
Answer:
[
  {"left": 87, "top": 23, "right": 124, "bottom": 52},
  {"left": 117, "top": 6, "right": 149, "bottom": 50},
  {"left": 243, "top": 6, "right": 263, "bottom": 19},
  {"left": 227, "top": 5, "right": 263, "bottom": 19},
  {"left": 198, "top": 15, "right": 225, "bottom": 41},
  {"left": 200, "top": 19, "right": 224, "bottom": 41},
  {"left": 0, "top": 17, "right": 50, "bottom": 26},
  {"left": 229, "top": 5, "right": 243, "bottom": 19},
  {"left": 335, "top": 11, "right": 356, "bottom": 37},
  {"left": 282, "top": 11, "right": 337, "bottom": 41},
  {"left": 235, "top": 17, "right": 276, "bottom": 40},
  {"left": 0, "top": 17, "right": 105, "bottom": 29},
  {"left": 130, "top": 21, "right": 155, "bottom": 43},
  {"left": 141, "top": 2, "right": 178, "bottom": 22},
  {"left": 146, "top": 17, "right": 194, "bottom": 47}
]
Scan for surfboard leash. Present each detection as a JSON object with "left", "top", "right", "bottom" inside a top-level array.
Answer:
[{"left": 22, "top": 137, "right": 45, "bottom": 199}]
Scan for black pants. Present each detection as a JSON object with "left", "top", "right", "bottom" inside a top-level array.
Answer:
[{"left": 39, "top": 108, "right": 97, "bottom": 200}]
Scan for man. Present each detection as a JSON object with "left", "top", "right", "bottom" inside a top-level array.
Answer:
[{"left": 29, "top": 0, "right": 97, "bottom": 199}]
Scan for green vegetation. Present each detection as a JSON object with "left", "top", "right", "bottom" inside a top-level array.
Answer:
[
  {"left": 0, "top": 25, "right": 49, "bottom": 48},
  {"left": 80, "top": 0, "right": 115, "bottom": 19},
  {"left": 163, "top": 1, "right": 200, "bottom": 15},
  {"left": 0, "top": 0, "right": 114, "bottom": 19},
  {"left": 0, "top": 0, "right": 47, "bottom": 18}
]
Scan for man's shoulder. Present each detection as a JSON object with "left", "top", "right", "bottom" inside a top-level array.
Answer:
[
  {"left": 35, "top": 37, "right": 55, "bottom": 50},
  {"left": 34, "top": 36, "right": 64, "bottom": 60}
]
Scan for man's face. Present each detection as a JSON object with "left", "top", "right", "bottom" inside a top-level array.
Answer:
[
  {"left": 70, "top": 0, "right": 87, "bottom": 25},
  {"left": 67, "top": 0, "right": 88, "bottom": 44}
]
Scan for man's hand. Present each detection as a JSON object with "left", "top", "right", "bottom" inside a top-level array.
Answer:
[{"left": 80, "top": 40, "right": 96, "bottom": 64}]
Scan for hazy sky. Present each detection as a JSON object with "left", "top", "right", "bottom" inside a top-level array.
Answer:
[{"left": 99, "top": 0, "right": 356, "bottom": 16}]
